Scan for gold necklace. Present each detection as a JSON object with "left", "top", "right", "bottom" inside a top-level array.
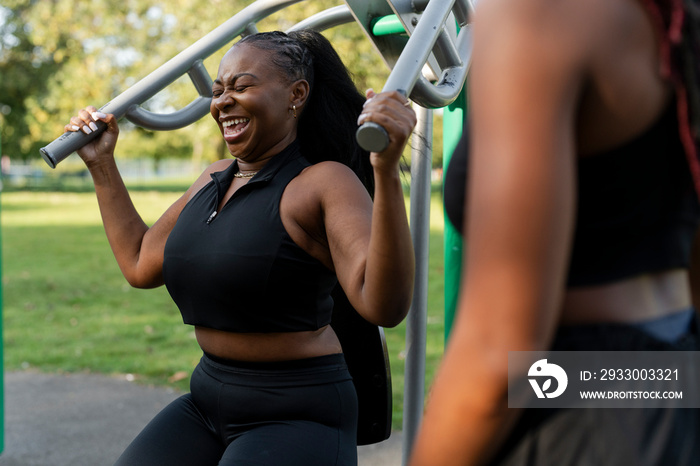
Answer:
[{"left": 233, "top": 171, "right": 259, "bottom": 179}]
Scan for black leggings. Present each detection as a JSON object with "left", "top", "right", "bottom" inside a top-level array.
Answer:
[{"left": 115, "top": 353, "right": 358, "bottom": 466}]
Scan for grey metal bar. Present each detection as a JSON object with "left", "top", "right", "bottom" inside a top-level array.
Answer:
[
  {"left": 411, "top": 0, "right": 430, "bottom": 11},
  {"left": 454, "top": 0, "right": 473, "bottom": 27},
  {"left": 387, "top": 0, "right": 445, "bottom": 83},
  {"left": 40, "top": 0, "right": 305, "bottom": 168},
  {"left": 409, "top": 24, "right": 471, "bottom": 108},
  {"left": 124, "top": 60, "right": 213, "bottom": 131},
  {"left": 402, "top": 104, "right": 432, "bottom": 465},
  {"left": 287, "top": 5, "right": 354, "bottom": 32},
  {"left": 242, "top": 23, "right": 260, "bottom": 37},
  {"left": 355, "top": 0, "right": 472, "bottom": 152},
  {"left": 388, "top": 0, "right": 471, "bottom": 94},
  {"left": 415, "top": 0, "right": 474, "bottom": 27},
  {"left": 344, "top": 0, "right": 409, "bottom": 71},
  {"left": 386, "top": 0, "right": 459, "bottom": 77},
  {"left": 433, "top": 26, "right": 462, "bottom": 70},
  {"left": 384, "top": 0, "right": 459, "bottom": 93}
]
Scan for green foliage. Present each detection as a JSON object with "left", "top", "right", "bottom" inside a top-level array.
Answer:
[
  {"left": 0, "top": 0, "right": 73, "bottom": 158},
  {"left": 2, "top": 190, "right": 200, "bottom": 390}
]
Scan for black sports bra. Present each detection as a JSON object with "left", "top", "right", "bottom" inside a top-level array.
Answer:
[
  {"left": 162, "top": 142, "right": 338, "bottom": 332},
  {"left": 444, "top": 103, "right": 700, "bottom": 287}
]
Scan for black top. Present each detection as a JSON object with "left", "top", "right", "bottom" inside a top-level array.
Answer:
[
  {"left": 163, "top": 141, "right": 337, "bottom": 332},
  {"left": 444, "top": 103, "right": 700, "bottom": 287}
]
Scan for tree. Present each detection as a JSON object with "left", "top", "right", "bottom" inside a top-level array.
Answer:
[
  {"left": 0, "top": 0, "right": 81, "bottom": 160},
  {"left": 0, "top": 0, "right": 250, "bottom": 162}
]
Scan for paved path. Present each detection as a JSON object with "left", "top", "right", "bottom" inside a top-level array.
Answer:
[{"left": 0, "top": 371, "right": 403, "bottom": 466}]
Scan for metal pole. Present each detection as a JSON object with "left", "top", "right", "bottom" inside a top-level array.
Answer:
[{"left": 402, "top": 104, "right": 433, "bottom": 464}]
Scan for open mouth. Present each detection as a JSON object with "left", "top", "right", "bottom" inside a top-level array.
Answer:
[{"left": 222, "top": 118, "right": 250, "bottom": 137}]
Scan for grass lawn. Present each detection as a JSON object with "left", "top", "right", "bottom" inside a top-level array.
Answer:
[{"left": 1, "top": 189, "right": 447, "bottom": 430}]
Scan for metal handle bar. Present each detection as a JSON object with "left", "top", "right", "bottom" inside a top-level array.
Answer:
[
  {"left": 356, "top": 0, "right": 473, "bottom": 153},
  {"left": 40, "top": 0, "right": 471, "bottom": 163},
  {"left": 288, "top": 5, "right": 354, "bottom": 32},
  {"left": 124, "top": 6, "right": 358, "bottom": 129},
  {"left": 40, "top": 59, "right": 215, "bottom": 168},
  {"left": 40, "top": 0, "right": 306, "bottom": 168},
  {"left": 123, "top": 60, "right": 213, "bottom": 131}
]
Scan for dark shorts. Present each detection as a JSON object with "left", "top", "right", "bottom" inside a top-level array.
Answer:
[
  {"left": 114, "top": 353, "right": 358, "bottom": 466},
  {"left": 490, "top": 318, "right": 700, "bottom": 466}
]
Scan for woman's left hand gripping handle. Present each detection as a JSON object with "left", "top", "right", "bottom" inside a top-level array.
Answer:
[{"left": 358, "top": 89, "right": 417, "bottom": 173}]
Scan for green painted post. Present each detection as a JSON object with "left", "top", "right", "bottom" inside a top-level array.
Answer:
[
  {"left": 443, "top": 89, "right": 466, "bottom": 342},
  {"left": 0, "top": 131, "right": 4, "bottom": 455},
  {"left": 371, "top": 15, "right": 407, "bottom": 36}
]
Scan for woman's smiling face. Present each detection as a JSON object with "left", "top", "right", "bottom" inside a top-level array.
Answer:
[{"left": 210, "top": 43, "right": 301, "bottom": 162}]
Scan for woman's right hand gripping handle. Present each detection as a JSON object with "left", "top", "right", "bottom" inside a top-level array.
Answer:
[{"left": 64, "top": 106, "right": 119, "bottom": 169}]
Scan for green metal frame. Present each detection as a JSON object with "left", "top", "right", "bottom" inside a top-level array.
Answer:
[
  {"left": 443, "top": 89, "right": 466, "bottom": 342},
  {"left": 371, "top": 15, "right": 407, "bottom": 36},
  {"left": 1, "top": 131, "right": 4, "bottom": 455}
]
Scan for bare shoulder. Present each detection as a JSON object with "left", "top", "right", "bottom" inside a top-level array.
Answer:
[
  {"left": 470, "top": 0, "right": 649, "bottom": 110},
  {"left": 475, "top": 0, "right": 624, "bottom": 50},
  {"left": 299, "top": 160, "right": 360, "bottom": 183},
  {"left": 186, "top": 159, "right": 233, "bottom": 199},
  {"left": 203, "top": 159, "right": 234, "bottom": 177},
  {"left": 477, "top": 0, "right": 618, "bottom": 23},
  {"left": 476, "top": 0, "right": 668, "bottom": 148},
  {"left": 293, "top": 161, "right": 369, "bottom": 200},
  {"left": 281, "top": 161, "right": 370, "bottom": 269},
  {"left": 284, "top": 160, "right": 371, "bottom": 228}
]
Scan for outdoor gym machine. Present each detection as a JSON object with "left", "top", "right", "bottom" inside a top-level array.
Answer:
[{"left": 38, "top": 1, "right": 473, "bottom": 463}]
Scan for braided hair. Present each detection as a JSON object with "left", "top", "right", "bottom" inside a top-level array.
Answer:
[
  {"left": 236, "top": 30, "right": 374, "bottom": 194},
  {"left": 642, "top": 0, "right": 700, "bottom": 198}
]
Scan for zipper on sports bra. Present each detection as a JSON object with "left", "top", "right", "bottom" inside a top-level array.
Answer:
[
  {"left": 207, "top": 172, "right": 222, "bottom": 225},
  {"left": 206, "top": 162, "right": 257, "bottom": 224}
]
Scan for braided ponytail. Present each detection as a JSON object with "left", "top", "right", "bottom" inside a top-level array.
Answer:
[{"left": 236, "top": 30, "right": 374, "bottom": 194}]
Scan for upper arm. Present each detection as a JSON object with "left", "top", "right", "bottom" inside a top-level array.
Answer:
[
  {"left": 287, "top": 160, "right": 413, "bottom": 326},
  {"left": 289, "top": 163, "right": 375, "bottom": 304},
  {"left": 319, "top": 163, "right": 375, "bottom": 302},
  {"left": 456, "top": 0, "right": 595, "bottom": 351}
]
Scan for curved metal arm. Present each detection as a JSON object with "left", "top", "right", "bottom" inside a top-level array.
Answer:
[
  {"left": 125, "top": 60, "right": 213, "bottom": 131},
  {"left": 41, "top": 0, "right": 472, "bottom": 164},
  {"left": 40, "top": 0, "right": 304, "bottom": 168},
  {"left": 409, "top": 26, "right": 472, "bottom": 108},
  {"left": 124, "top": 97, "right": 212, "bottom": 131},
  {"left": 287, "top": 5, "right": 354, "bottom": 32}
]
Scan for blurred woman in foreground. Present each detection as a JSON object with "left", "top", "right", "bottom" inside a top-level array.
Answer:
[{"left": 411, "top": 0, "right": 700, "bottom": 464}]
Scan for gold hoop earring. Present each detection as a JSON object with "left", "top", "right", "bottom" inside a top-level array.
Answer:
[{"left": 292, "top": 105, "right": 297, "bottom": 119}]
